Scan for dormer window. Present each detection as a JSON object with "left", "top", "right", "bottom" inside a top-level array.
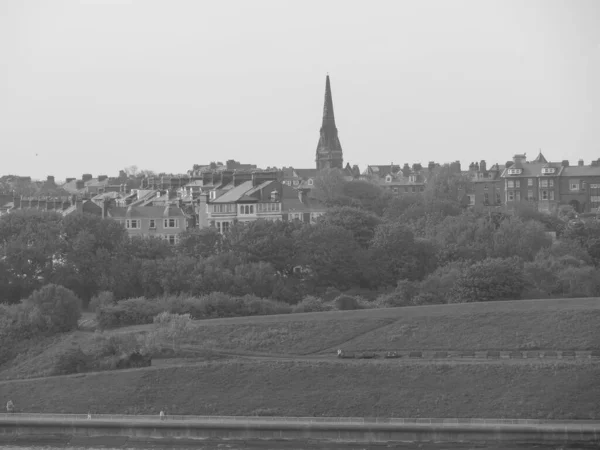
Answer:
[
  {"left": 210, "top": 190, "right": 217, "bottom": 200},
  {"left": 385, "top": 175, "right": 392, "bottom": 183},
  {"left": 307, "top": 179, "right": 314, "bottom": 186},
  {"left": 541, "top": 167, "right": 556, "bottom": 174},
  {"left": 507, "top": 168, "right": 522, "bottom": 175},
  {"left": 409, "top": 175, "right": 417, "bottom": 183}
]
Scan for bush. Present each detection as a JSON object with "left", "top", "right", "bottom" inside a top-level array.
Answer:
[
  {"left": 449, "top": 257, "right": 526, "bottom": 303},
  {"left": 96, "top": 293, "right": 293, "bottom": 329},
  {"left": 334, "top": 294, "right": 362, "bottom": 311},
  {"left": 53, "top": 348, "right": 91, "bottom": 375},
  {"left": 23, "top": 284, "right": 82, "bottom": 333},
  {"left": 89, "top": 291, "right": 116, "bottom": 313},
  {"left": 96, "top": 297, "right": 162, "bottom": 329},
  {"left": 292, "top": 296, "right": 332, "bottom": 313}
]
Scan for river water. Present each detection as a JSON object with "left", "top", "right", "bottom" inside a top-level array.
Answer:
[{"left": 3, "top": 444, "right": 596, "bottom": 449}]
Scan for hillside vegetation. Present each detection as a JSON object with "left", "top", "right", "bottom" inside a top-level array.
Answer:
[
  {"left": 1, "top": 298, "right": 599, "bottom": 381},
  {"left": 1, "top": 359, "right": 599, "bottom": 420}
]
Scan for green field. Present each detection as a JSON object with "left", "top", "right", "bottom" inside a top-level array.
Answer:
[
  {"left": 1, "top": 359, "right": 598, "bottom": 419},
  {"left": 1, "top": 298, "right": 599, "bottom": 419}
]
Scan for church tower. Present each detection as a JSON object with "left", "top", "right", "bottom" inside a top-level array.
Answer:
[{"left": 315, "top": 75, "right": 343, "bottom": 170}]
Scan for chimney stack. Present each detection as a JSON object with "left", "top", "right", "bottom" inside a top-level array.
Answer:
[
  {"left": 578, "top": 159, "right": 584, "bottom": 167},
  {"left": 480, "top": 160, "right": 487, "bottom": 172},
  {"left": 82, "top": 174, "right": 93, "bottom": 182},
  {"left": 562, "top": 160, "right": 569, "bottom": 167}
]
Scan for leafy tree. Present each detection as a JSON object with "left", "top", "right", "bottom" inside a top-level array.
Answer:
[
  {"left": 293, "top": 223, "right": 366, "bottom": 290},
  {"left": 23, "top": 284, "right": 82, "bottom": 332},
  {"left": 319, "top": 206, "right": 381, "bottom": 248},
  {"left": 449, "top": 257, "right": 526, "bottom": 303},
  {"left": 177, "top": 227, "right": 222, "bottom": 258},
  {"left": 370, "top": 222, "right": 436, "bottom": 284}
]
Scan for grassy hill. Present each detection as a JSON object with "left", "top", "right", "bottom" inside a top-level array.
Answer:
[
  {"left": 1, "top": 298, "right": 599, "bottom": 419},
  {"left": 177, "top": 297, "right": 600, "bottom": 355},
  {"left": 1, "top": 359, "right": 598, "bottom": 419}
]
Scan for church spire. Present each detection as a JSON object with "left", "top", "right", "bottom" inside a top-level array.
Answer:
[
  {"left": 315, "top": 75, "right": 343, "bottom": 170},
  {"left": 322, "top": 75, "right": 336, "bottom": 130}
]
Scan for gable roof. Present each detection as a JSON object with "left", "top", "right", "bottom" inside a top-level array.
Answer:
[
  {"left": 501, "top": 162, "right": 564, "bottom": 178},
  {"left": 210, "top": 180, "right": 254, "bottom": 203},
  {"left": 561, "top": 165, "right": 600, "bottom": 177},
  {"left": 109, "top": 205, "right": 187, "bottom": 219}
]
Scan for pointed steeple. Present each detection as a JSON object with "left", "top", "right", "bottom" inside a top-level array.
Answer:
[
  {"left": 315, "top": 75, "right": 343, "bottom": 170},
  {"left": 321, "top": 75, "right": 336, "bottom": 130},
  {"left": 533, "top": 149, "right": 548, "bottom": 164}
]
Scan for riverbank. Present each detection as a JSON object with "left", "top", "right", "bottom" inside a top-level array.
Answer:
[
  {"left": 1, "top": 359, "right": 599, "bottom": 419},
  {"left": 0, "top": 414, "right": 599, "bottom": 447}
]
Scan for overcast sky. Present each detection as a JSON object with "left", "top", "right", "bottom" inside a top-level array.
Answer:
[{"left": 1, "top": 0, "right": 599, "bottom": 180}]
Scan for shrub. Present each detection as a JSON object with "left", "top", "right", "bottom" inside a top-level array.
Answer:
[
  {"left": 96, "top": 293, "right": 293, "bottom": 329},
  {"left": 53, "top": 348, "right": 91, "bottom": 375},
  {"left": 449, "top": 257, "right": 526, "bottom": 303},
  {"left": 89, "top": 291, "right": 116, "bottom": 313},
  {"left": 153, "top": 312, "right": 194, "bottom": 351},
  {"left": 96, "top": 297, "right": 162, "bottom": 329},
  {"left": 334, "top": 294, "right": 362, "bottom": 311},
  {"left": 23, "top": 284, "right": 82, "bottom": 333},
  {"left": 292, "top": 296, "right": 331, "bottom": 313}
]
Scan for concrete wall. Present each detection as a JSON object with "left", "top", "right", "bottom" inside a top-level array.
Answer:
[{"left": 0, "top": 415, "right": 599, "bottom": 445}]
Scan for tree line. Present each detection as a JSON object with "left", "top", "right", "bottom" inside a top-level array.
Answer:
[{"left": 1, "top": 167, "right": 600, "bottom": 307}]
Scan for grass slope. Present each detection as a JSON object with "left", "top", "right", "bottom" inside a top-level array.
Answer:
[
  {"left": 1, "top": 359, "right": 598, "bottom": 420},
  {"left": 2, "top": 298, "right": 600, "bottom": 381},
  {"left": 181, "top": 298, "right": 600, "bottom": 355}
]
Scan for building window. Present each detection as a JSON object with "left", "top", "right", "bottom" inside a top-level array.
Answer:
[
  {"left": 467, "top": 195, "right": 475, "bottom": 206},
  {"left": 149, "top": 219, "right": 156, "bottom": 229},
  {"left": 385, "top": 176, "right": 392, "bottom": 183},
  {"left": 288, "top": 212, "right": 303, "bottom": 221},
  {"left": 570, "top": 180, "right": 580, "bottom": 191},
  {"left": 240, "top": 204, "right": 255, "bottom": 215},
  {"left": 258, "top": 203, "right": 281, "bottom": 213},
  {"left": 495, "top": 191, "right": 501, "bottom": 204},
  {"left": 167, "top": 235, "right": 177, "bottom": 245},
  {"left": 549, "top": 191, "right": 555, "bottom": 201},
  {"left": 527, "top": 190, "right": 534, "bottom": 201},
  {"left": 507, "top": 180, "right": 514, "bottom": 188},
  {"left": 307, "top": 179, "right": 314, "bottom": 186},
  {"left": 549, "top": 179, "right": 554, "bottom": 187},
  {"left": 508, "top": 168, "right": 522, "bottom": 175},
  {"left": 508, "top": 191, "right": 514, "bottom": 201},
  {"left": 411, "top": 186, "right": 416, "bottom": 193},
  {"left": 484, "top": 193, "right": 489, "bottom": 204},
  {"left": 392, "top": 187, "right": 399, "bottom": 193},
  {"left": 528, "top": 178, "right": 533, "bottom": 187},
  {"left": 125, "top": 219, "right": 140, "bottom": 229},
  {"left": 420, "top": 186, "right": 424, "bottom": 192},
  {"left": 515, "top": 191, "right": 521, "bottom": 201},
  {"left": 163, "top": 218, "right": 179, "bottom": 228},
  {"left": 540, "top": 179, "right": 548, "bottom": 188},
  {"left": 515, "top": 180, "right": 521, "bottom": 188},
  {"left": 484, "top": 184, "right": 488, "bottom": 191},
  {"left": 210, "top": 191, "right": 217, "bottom": 200},
  {"left": 542, "top": 167, "right": 555, "bottom": 174},
  {"left": 216, "top": 221, "right": 230, "bottom": 234},
  {"left": 541, "top": 190, "right": 548, "bottom": 201},
  {"left": 293, "top": 180, "right": 299, "bottom": 186}
]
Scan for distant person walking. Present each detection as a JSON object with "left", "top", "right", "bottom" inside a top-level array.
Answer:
[{"left": 6, "top": 400, "right": 14, "bottom": 413}]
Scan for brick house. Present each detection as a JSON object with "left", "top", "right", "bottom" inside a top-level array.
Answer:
[
  {"left": 108, "top": 205, "right": 190, "bottom": 244},
  {"left": 464, "top": 161, "right": 505, "bottom": 210},
  {"left": 500, "top": 152, "right": 563, "bottom": 213},
  {"left": 558, "top": 159, "right": 600, "bottom": 213}
]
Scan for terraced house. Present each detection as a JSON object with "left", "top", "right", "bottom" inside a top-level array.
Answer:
[
  {"left": 108, "top": 204, "right": 189, "bottom": 244},
  {"left": 500, "top": 152, "right": 600, "bottom": 214}
]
